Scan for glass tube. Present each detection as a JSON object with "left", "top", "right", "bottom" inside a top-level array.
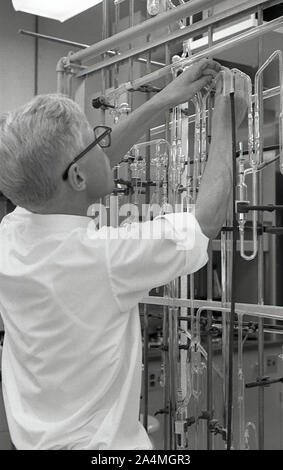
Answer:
[
  {"left": 255, "top": 50, "right": 283, "bottom": 168},
  {"left": 147, "top": 0, "right": 160, "bottom": 16},
  {"left": 192, "top": 93, "right": 202, "bottom": 201},
  {"left": 237, "top": 313, "right": 246, "bottom": 449},
  {"left": 221, "top": 196, "right": 233, "bottom": 436},
  {"left": 200, "top": 93, "right": 208, "bottom": 179},
  {"left": 230, "top": 69, "right": 254, "bottom": 166},
  {"left": 230, "top": 68, "right": 258, "bottom": 261},
  {"left": 244, "top": 421, "right": 258, "bottom": 449},
  {"left": 236, "top": 141, "right": 258, "bottom": 261},
  {"left": 121, "top": 147, "right": 141, "bottom": 226},
  {"left": 176, "top": 104, "right": 184, "bottom": 188}
]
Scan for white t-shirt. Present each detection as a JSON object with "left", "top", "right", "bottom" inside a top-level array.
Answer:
[{"left": 0, "top": 206, "right": 208, "bottom": 450}]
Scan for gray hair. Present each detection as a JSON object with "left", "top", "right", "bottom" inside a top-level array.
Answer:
[{"left": 0, "top": 94, "right": 91, "bottom": 210}]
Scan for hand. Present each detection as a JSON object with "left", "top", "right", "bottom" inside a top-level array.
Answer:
[{"left": 158, "top": 58, "right": 221, "bottom": 108}]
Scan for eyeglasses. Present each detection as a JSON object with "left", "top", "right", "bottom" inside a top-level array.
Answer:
[{"left": 62, "top": 125, "right": 112, "bottom": 180}]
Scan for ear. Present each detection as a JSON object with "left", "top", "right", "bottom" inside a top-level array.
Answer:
[{"left": 67, "top": 164, "right": 87, "bottom": 192}]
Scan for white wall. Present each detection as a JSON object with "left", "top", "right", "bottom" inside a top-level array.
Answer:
[
  {"left": 0, "top": 1, "right": 148, "bottom": 113},
  {"left": 0, "top": 0, "right": 107, "bottom": 112},
  {"left": 0, "top": 0, "right": 35, "bottom": 113}
]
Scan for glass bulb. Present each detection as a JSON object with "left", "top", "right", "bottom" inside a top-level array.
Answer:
[{"left": 147, "top": 0, "right": 160, "bottom": 16}]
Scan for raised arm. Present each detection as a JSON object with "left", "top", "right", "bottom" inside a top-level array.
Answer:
[
  {"left": 195, "top": 77, "right": 248, "bottom": 239},
  {"left": 105, "top": 59, "right": 221, "bottom": 168}
]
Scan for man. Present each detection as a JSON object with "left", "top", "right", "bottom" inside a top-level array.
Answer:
[{"left": 0, "top": 59, "right": 245, "bottom": 449}]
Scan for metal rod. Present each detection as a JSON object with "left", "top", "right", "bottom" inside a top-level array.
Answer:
[
  {"left": 100, "top": 0, "right": 108, "bottom": 125},
  {"left": 206, "top": 244, "right": 213, "bottom": 450},
  {"left": 65, "top": 72, "right": 72, "bottom": 98},
  {"left": 19, "top": 29, "right": 89, "bottom": 49},
  {"left": 141, "top": 296, "right": 283, "bottom": 320},
  {"left": 163, "top": 42, "right": 171, "bottom": 452},
  {"left": 206, "top": 22, "right": 214, "bottom": 451},
  {"left": 128, "top": 0, "right": 135, "bottom": 112},
  {"left": 18, "top": 29, "right": 165, "bottom": 68},
  {"left": 69, "top": 0, "right": 224, "bottom": 64},
  {"left": 227, "top": 91, "right": 237, "bottom": 451},
  {"left": 257, "top": 8, "right": 265, "bottom": 449},
  {"left": 143, "top": 305, "right": 149, "bottom": 432},
  {"left": 246, "top": 377, "right": 283, "bottom": 388},
  {"left": 34, "top": 18, "right": 38, "bottom": 96},
  {"left": 101, "top": 16, "right": 283, "bottom": 99},
  {"left": 237, "top": 204, "right": 283, "bottom": 212},
  {"left": 145, "top": 55, "right": 151, "bottom": 205},
  {"left": 113, "top": 0, "right": 120, "bottom": 92},
  {"left": 74, "top": 0, "right": 281, "bottom": 78},
  {"left": 20, "top": 28, "right": 164, "bottom": 69},
  {"left": 162, "top": 305, "right": 169, "bottom": 450},
  {"left": 102, "top": 0, "right": 108, "bottom": 48}
]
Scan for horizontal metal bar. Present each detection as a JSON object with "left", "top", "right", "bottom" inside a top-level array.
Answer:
[
  {"left": 19, "top": 29, "right": 89, "bottom": 49},
  {"left": 103, "top": 15, "right": 283, "bottom": 99},
  {"left": 141, "top": 296, "right": 283, "bottom": 320},
  {"left": 70, "top": 0, "right": 224, "bottom": 63},
  {"left": 75, "top": 0, "right": 279, "bottom": 78},
  {"left": 19, "top": 29, "right": 165, "bottom": 68},
  {"left": 238, "top": 203, "right": 283, "bottom": 213},
  {"left": 246, "top": 377, "right": 283, "bottom": 388}
]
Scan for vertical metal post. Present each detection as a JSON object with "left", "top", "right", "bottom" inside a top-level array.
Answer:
[
  {"left": 101, "top": 0, "right": 109, "bottom": 125},
  {"left": 145, "top": 48, "right": 151, "bottom": 205},
  {"left": 168, "top": 305, "right": 178, "bottom": 450},
  {"left": 143, "top": 36, "right": 151, "bottom": 434},
  {"left": 164, "top": 44, "right": 171, "bottom": 144},
  {"left": 65, "top": 72, "right": 73, "bottom": 98},
  {"left": 143, "top": 304, "right": 149, "bottom": 432},
  {"left": 257, "top": 6, "right": 265, "bottom": 451},
  {"left": 162, "top": 305, "right": 169, "bottom": 450},
  {"left": 34, "top": 16, "right": 39, "bottom": 96},
  {"left": 128, "top": 0, "right": 135, "bottom": 111},
  {"left": 206, "top": 243, "right": 213, "bottom": 450},
  {"left": 164, "top": 36, "right": 179, "bottom": 449},
  {"left": 163, "top": 41, "right": 171, "bottom": 451},
  {"left": 227, "top": 89, "right": 237, "bottom": 451},
  {"left": 113, "top": 0, "right": 120, "bottom": 91},
  {"left": 206, "top": 22, "right": 213, "bottom": 452}
]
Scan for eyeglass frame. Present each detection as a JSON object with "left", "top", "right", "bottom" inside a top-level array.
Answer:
[{"left": 62, "top": 125, "right": 112, "bottom": 181}]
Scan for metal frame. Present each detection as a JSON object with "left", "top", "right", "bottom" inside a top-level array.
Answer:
[
  {"left": 54, "top": 0, "right": 283, "bottom": 451},
  {"left": 68, "top": 0, "right": 225, "bottom": 63},
  {"left": 72, "top": 0, "right": 283, "bottom": 78}
]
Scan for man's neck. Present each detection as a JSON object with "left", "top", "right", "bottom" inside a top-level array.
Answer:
[{"left": 33, "top": 197, "right": 91, "bottom": 217}]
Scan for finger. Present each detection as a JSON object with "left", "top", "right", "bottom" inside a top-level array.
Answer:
[
  {"left": 202, "top": 68, "right": 219, "bottom": 79},
  {"left": 200, "top": 59, "right": 221, "bottom": 72},
  {"left": 190, "top": 75, "right": 214, "bottom": 94},
  {"left": 191, "top": 59, "right": 221, "bottom": 80}
]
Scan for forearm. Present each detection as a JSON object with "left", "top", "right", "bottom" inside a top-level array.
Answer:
[
  {"left": 105, "top": 59, "right": 219, "bottom": 168},
  {"left": 105, "top": 93, "right": 168, "bottom": 168},
  {"left": 195, "top": 98, "right": 232, "bottom": 239}
]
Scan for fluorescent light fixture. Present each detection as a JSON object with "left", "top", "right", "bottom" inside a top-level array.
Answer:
[
  {"left": 12, "top": 0, "right": 103, "bottom": 22},
  {"left": 187, "top": 17, "right": 258, "bottom": 51}
]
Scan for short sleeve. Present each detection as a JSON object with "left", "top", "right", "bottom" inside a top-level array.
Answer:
[{"left": 105, "top": 213, "right": 208, "bottom": 313}]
